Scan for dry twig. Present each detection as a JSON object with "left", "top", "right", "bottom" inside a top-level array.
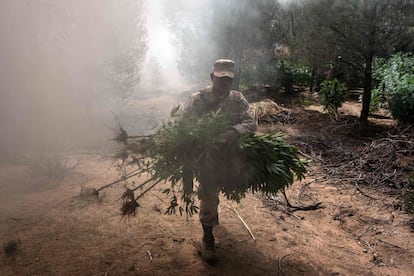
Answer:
[
  {"left": 378, "top": 239, "right": 407, "bottom": 250},
  {"left": 146, "top": 250, "right": 153, "bottom": 262},
  {"left": 298, "top": 150, "right": 323, "bottom": 162},
  {"left": 354, "top": 182, "right": 378, "bottom": 200},
  {"left": 224, "top": 202, "right": 256, "bottom": 241}
]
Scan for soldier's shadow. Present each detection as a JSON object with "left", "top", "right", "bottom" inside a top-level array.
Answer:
[{"left": 198, "top": 224, "right": 326, "bottom": 276}]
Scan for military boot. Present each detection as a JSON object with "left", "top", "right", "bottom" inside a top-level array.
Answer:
[{"left": 201, "top": 225, "right": 218, "bottom": 264}]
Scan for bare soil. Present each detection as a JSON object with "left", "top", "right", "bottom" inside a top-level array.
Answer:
[{"left": 1, "top": 95, "right": 413, "bottom": 276}]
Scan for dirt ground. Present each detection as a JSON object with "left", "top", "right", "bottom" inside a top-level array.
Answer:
[{"left": 1, "top": 95, "right": 413, "bottom": 276}]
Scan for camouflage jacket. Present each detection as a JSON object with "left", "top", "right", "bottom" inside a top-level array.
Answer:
[{"left": 183, "top": 86, "right": 256, "bottom": 135}]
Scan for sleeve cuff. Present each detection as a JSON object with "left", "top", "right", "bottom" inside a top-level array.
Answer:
[{"left": 232, "top": 124, "right": 246, "bottom": 134}]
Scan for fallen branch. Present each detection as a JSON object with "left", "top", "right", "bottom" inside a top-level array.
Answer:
[
  {"left": 378, "top": 239, "right": 407, "bottom": 250},
  {"left": 281, "top": 189, "right": 323, "bottom": 211},
  {"left": 224, "top": 202, "right": 256, "bottom": 241},
  {"left": 281, "top": 209, "right": 304, "bottom": 220},
  {"left": 354, "top": 181, "right": 378, "bottom": 200}
]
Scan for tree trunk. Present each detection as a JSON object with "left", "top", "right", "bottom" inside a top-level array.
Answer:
[
  {"left": 359, "top": 54, "right": 373, "bottom": 130},
  {"left": 360, "top": 2, "right": 377, "bottom": 132},
  {"left": 310, "top": 67, "right": 316, "bottom": 93}
]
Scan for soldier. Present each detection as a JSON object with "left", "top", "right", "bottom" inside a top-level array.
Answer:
[{"left": 183, "top": 59, "right": 256, "bottom": 263}]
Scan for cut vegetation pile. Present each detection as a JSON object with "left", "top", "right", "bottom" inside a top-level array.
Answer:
[
  {"left": 250, "top": 99, "right": 293, "bottom": 125},
  {"left": 90, "top": 109, "right": 308, "bottom": 216}
]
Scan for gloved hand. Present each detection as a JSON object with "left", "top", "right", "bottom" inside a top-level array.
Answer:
[{"left": 216, "top": 129, "right": 239, "bottom": 143}]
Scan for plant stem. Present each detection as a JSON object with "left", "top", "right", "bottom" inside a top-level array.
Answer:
[
  {"left": 135, "top": 179, "right": 163, "bottom": 201},
  {"left": 96, "top": 169, "right": 141, "bottom": 192}
]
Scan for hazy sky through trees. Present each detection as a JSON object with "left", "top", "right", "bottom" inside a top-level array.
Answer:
[{"left": 144, "top": 0, "right": 184, "bottom": 88}]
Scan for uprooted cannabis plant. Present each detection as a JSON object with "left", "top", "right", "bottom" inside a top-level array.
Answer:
[{"left": 110, "top": 108, "right": 307, "bottom": 216}]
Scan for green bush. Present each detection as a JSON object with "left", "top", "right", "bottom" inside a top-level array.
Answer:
[
  {"left": 319, "top": 79, "right": 348, "bottom": 115},
  {"left": 388, "top": 76, "right": 414, "bottom": 123},
  {"left": 402, "top": 173, "right": 414, "bottom": 214},
  {"left": 283, "top": 61, "right": 312, "bottom": 87},
  {"left": 370, "top": 88, "right": 386, "bottom": 112},
  {"left": 372, "top": 53, "right": 414, "bottom": 122},
  {"left": 296, "top": 97, "right": 312, "bottom": 106}
]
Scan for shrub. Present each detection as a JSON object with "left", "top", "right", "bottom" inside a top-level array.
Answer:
[
  {"left": 319, "top": 78, "right": 347, "bottom": 116},
  {"left": 372, "top": 53, "right": 414, "bottom": 122},
  {"left": 402, "top": 173, "right": 414, "bottom": 214},
  {"left": 296, "top": 98, "right": 312, "bottom": 106},
  {"left": 283, "top": 61, "right": 312, "bottom": 87},
  {"left": 370, "top": 88, "right": 386, "bottom": 112},
  {"left": 388, "top": 77, "right": 414, "bottom": 123}
]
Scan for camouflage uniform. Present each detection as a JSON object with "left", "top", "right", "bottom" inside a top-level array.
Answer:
[{"left": 183, "top": 86, "right": 256, "bottom": 226}]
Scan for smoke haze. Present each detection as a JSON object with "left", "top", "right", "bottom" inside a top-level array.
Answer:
[{"left": 0, "top": 1, "right": 148, "bottom": 155}]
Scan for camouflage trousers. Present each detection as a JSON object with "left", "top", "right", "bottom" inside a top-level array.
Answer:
[
  {"left": 198, "top": 179, "right": 220, "bottom": 226},
  {"left": 197, "top": 144, "right": 245, "bottom": 226}
]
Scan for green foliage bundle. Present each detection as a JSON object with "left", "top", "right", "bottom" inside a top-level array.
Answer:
[
  {"left": 225, "top": 133, "right": 307, "bottom": 201},
  {"left": 146, "top": 111, "right": 230, "bottom": 186},
  {"left": 119, "top": 110, "right": 307, "bottom": 216},
  {"left": 319, "top": 78, "right": 348, "bottom": 115},
  {"left": 118, "top": 110, "right": 229, "bottom": 216},
  {"left": 372, "top": 53, "right": 414, "bottom": 123}
]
